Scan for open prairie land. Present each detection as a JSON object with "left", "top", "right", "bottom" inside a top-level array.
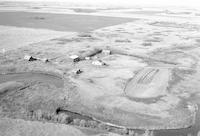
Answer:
[{"left": 0, "top": 2, "right": 200, "bottom": 136}]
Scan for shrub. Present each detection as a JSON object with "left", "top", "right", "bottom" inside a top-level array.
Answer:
[
  {"left": 65, "top": 116, "right": 73, "bottom": 124},
  {"left": 73, "top": 119, "right": 81, "bottom": 126},
  {"left": 57, "top": 113, "right": 72, "bottom": 124},
  {"left": 135, "top": 133, "right": 139, "bottom": 136},
  {"left": 52, "top": 115, "right": 59, "bottom": 122},
  {"left": 47, "top": 113, "right": 56, "bottom": 122},
  {"left": 45, "top": 112, "right": 52, "bottom": 121},
  {"left": 79, "top": 120, "right": 87, "bottom": 127},
  {"left": 143, "top": 130, "right": 150, "bottom": 136},
  {"left": 142, "top": 42, "right": 152, "bottom": 46},
  {"left": 128, "top": 130, "right": 135, "bottom": 136},
  {"left": 31, "top": 112, "right": 36, "bottom": 120},
  {"left": 41, "top": 112, "right": 48, "bottom": 120},
  {"left": 120, "top": 128, "right": 128, "bottom": 135},
  {"left": 150, "top": 131, "right": 154, "bottom": 136},
  {"left": 88, "top": 121, "right": 98, "bottom": 128},
  {"left": 35, "top": 109, "right": 43, "bottom": 120},
  {"left": 27, "top": 111, "right": 34, "bottom": 119},
  {"left": 98, "top": 123, "right": 107, "bottom": 130},
  {"left": 115, "top": 39, "right": 131, "bottom": 43},
  {"left": 78, "top": 33, "right": 92, "bottom": 38}
]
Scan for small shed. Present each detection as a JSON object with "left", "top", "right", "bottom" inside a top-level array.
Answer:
[
  {"left": 70, "top": 55, "right": 80, "bottom": 62},
  {"left": 24, "top": 55, "right": 36, "bottom": 61}
]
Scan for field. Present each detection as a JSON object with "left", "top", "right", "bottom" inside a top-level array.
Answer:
[
  {"left": 0, "top": 11, "right": 133, "bottom": 32},
  {"left": 0, "top": 1, "right": 200, "bottom": 136}
]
